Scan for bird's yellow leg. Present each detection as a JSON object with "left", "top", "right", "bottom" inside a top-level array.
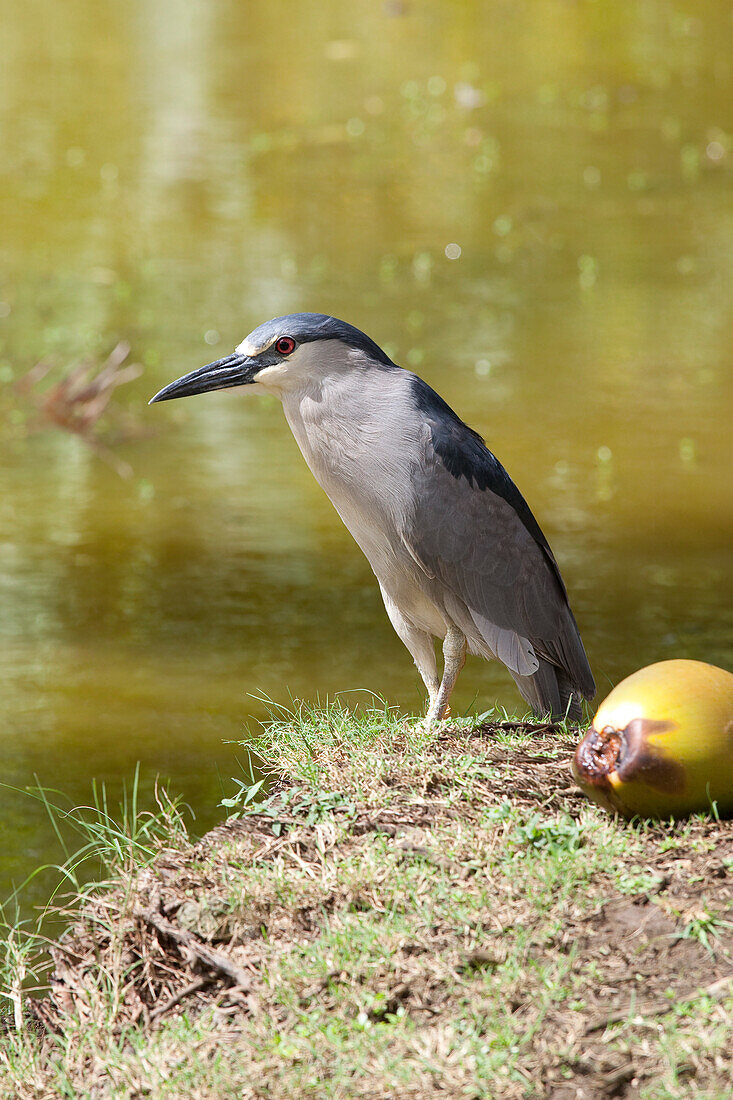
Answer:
[{"left": 424, "top": 627, "right": 466, "bottom": 729}]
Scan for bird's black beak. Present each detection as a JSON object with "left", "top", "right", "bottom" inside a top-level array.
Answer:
[{"left": 148, "top": 352, "right": 258, "bottom": 404}]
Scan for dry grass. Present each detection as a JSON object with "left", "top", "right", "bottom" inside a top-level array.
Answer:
[{"left": 1, "top": 704, "right": 732, "bottom": 1098}]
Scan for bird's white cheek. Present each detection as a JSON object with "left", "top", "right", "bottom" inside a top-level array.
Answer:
[{"left": 251, "top": 363, "right": 291, "bottom": 392}]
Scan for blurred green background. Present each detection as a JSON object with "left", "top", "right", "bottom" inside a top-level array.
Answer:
[{"left": 1, "top": 0, "right": 731, "bottom": 908}]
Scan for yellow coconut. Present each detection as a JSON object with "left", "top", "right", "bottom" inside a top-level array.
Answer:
[{"left": 573, "top": 659, "right": 733, "bottom": 819}]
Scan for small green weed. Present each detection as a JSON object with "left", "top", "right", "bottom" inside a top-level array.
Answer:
[
  {"left": 509, "top": 813, "right": 585, "bottom": 854},
  {"left": 678, "top": 910, "right": 733, "bottom": 956}
]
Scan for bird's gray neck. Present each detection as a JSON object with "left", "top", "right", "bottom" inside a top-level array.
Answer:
[{"left": 279, "top": 361, "right": 419, "bottom": 527}]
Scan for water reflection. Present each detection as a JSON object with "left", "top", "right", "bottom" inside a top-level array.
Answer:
[{"left": 1, "top": 0, "right": 731, "bottom": 910}]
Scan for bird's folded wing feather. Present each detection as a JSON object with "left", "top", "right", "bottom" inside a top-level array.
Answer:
[{"left": 402, "top": 420, "right": 593, "bottom": 692}]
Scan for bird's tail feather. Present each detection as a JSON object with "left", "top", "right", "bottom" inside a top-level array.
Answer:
[{"left": 510, "top": 659, "right": 585, "bottom": 723}]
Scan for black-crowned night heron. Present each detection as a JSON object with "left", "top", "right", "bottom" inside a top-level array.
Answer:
[{"left": 151, "top": 313, "right": 595, "bottom": 725}]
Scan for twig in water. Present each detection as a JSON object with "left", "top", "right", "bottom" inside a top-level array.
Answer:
[{"left": 16, "top": 342, "right": 144, "bottom": 478}]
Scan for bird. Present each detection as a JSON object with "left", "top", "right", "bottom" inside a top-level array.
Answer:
[{"left": 150, "top": 313, "right": 595, "bottom": 726}]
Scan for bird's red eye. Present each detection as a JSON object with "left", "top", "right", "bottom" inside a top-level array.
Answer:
[{"left": 275, "top": 336, "right": 296, "bottom": 355}]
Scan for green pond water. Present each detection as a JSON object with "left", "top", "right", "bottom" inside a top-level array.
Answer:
[{"left": 1, "top": 0, "right": 732, "bottom": 911}]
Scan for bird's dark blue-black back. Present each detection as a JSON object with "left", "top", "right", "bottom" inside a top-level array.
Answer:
[{"left": 410, "top": 374, "right": 567, "bottom": 592}]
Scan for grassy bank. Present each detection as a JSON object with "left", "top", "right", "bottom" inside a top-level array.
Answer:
[{"left": 1, "top": 703, "right": 732, "bottom": 1098}]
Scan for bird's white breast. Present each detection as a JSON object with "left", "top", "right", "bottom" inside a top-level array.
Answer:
[
  {"left": 269, "top": 345, "right": 450, "bottom": 636},
  {"left": 282, "top": 363, "right": 418, "bottom": 535}
]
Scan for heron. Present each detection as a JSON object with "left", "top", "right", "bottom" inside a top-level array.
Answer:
[{"left": 150, "top": 313, "right": 595, "bottom": 726}]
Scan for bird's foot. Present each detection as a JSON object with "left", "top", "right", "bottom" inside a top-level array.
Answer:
[
  {"left": 416, "top": 702, "right": 452, "bottom": 734},
  {"left": 415, "top": 717, "right": 445, "bottom": 734}
]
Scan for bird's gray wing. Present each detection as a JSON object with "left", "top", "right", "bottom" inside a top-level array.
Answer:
[{"left": 402, "top": 385, "right": 594, "bottom": 696}]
